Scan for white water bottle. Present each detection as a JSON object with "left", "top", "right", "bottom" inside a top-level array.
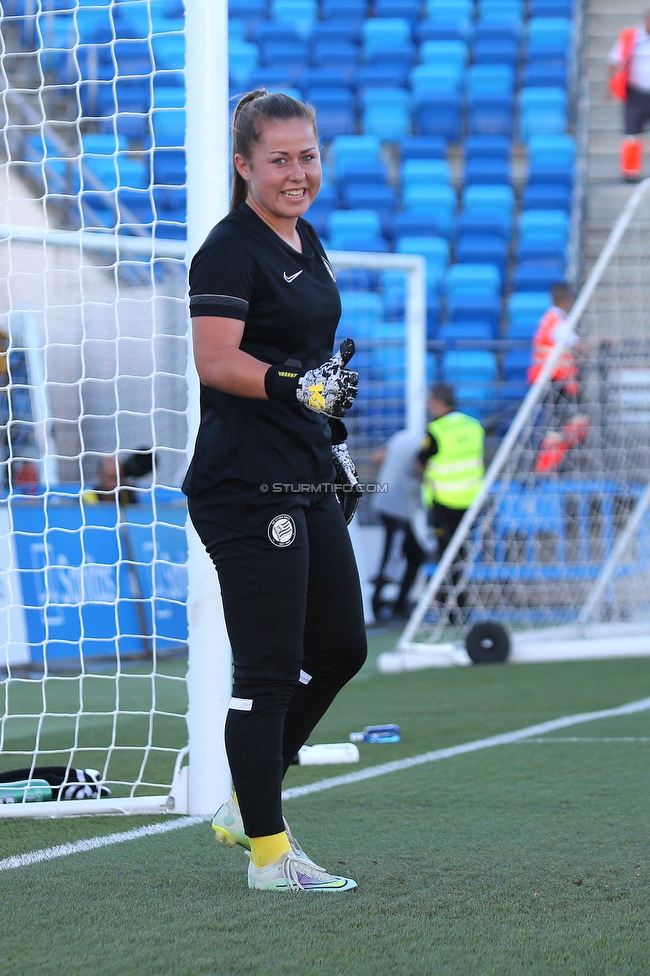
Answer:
[{"left": 296, "top": 743, "right": 360, "bottom": 766}]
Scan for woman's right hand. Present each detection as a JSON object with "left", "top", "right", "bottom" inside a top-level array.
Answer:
[{"left": 296, "top": 339, "right": 359, "bottom": 419}]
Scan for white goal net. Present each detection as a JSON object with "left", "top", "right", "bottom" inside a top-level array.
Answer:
[{"left": 388, "top": 179, "right": 650, "bottom": 671}]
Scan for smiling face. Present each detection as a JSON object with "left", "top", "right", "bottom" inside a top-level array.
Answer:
[{"left": 234, "top": 117, "right": 321, "bottom": 226}]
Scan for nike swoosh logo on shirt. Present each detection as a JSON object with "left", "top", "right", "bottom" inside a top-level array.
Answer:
[{"left": 283, "top": 270, "right": 303, "bottom": 283}]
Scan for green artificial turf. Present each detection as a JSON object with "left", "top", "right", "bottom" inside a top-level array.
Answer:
[{"left": 2, "top": 643, "right": 650, "bottom": 976}]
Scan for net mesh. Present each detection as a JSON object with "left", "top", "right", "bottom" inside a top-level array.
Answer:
[
  {"left": 405, "top": 183, "right": 650, "bottom": 651},
  {"left": 0, "top": 0, "right": 189, "bottom": 804}
]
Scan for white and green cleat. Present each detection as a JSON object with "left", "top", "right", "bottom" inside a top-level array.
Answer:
[
  {"left": 211, "top": 796, "right": 321, "bottom": 866},
  {"left": 212, "top": 796, "right": 251, "bottom": 850},
  {"left": 248, "top": 850, "right": 358, "bottom": 893}
]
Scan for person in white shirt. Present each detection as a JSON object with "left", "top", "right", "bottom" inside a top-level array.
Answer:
[
  {"left": 607, "top": 11, "right": 650, "bottom": 179},
  {"left": 371, "top": 428, "right": 427, "bottom": 621}
]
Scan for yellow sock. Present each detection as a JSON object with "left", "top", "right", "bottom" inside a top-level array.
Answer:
[
  {"left": 232, "top": 793, "right": 239, "bottom": 806},
  {"left": 249, "top": 831, "right": 291, "bottom": 868}
]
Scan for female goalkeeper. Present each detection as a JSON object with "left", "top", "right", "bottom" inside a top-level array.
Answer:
[{"left": 184, "top": 90, "right": 367, "bottom": 893}]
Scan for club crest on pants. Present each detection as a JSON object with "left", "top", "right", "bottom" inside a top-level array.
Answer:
[{"left": 268, "top": 514, "right": 296, "bottom": 548}]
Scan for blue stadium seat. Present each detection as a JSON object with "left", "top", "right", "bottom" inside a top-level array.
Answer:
[
  {"left": 521, "top": 184, "right": 572, "bottom": 210},
  {"left": 513, "top": 259, "right": 565, "bottom": 291},
  {"left": 229, "top": 40, "right": 260, "bottom": 86},
  {"left": 300, "top": 67, "right": 354, "bottom": 89},
  {"left": 506, "top": 291, "right": 550, "bottom": 337},
  {"left": 262, "top": 40, "right": 310, "bottom": 71},
  {"left": 248, "top": 67, "right": 297, "bottom": 90},
  {"left": 152, "top": 32, "right": 184, "bottom": 71},
  {"left": 152, "top": 108, "right": 185, "bottom": 147},
  {"left": 467, "top": 64, "right": 515, "bottom": 137},
  {"left": 397, "top": 235, "right": 449, "bottom": 291},
  {"left": 354, "top": 64, "right": 409, "bottom": 90},
  {"left": 502, "top": 348, "right": 532, "bottom": 381},
  {"left": 463, "top": 184, "right": 515, "bottom": 221},
  {"left": 420, "top": 39, "right": 469, "bottom": 70},
  {"left": 153, "top": 86, "right": 185, "bottom": 109},
  {"left": 341, "top": 185, "right": 397, "bottom": 232},
  {"left": 456, "top": 234, "right": 509, "bottom": 281},
  {"left": 361, "top": 87, "right": 411, "bottom": 140},
  {"left": 448, "top": 294, "right": 502, "bottom": 331},
  {"left": 415, "top": 96, "right": 462, "bottom": 141},
  {"left": 526, "top": 17, "right": 572, "bottom": 62},
  {"left": 457, "top": 208, "right": 511, "bottom": 240},
  {"left": 411, "top": 62, "right": 464, "bottom": 98},
  {"left": 465, "top": 135, "right": 511, "bottom": 159},
  {"left": 338, "top": 290, "right": 384, "bottom": 341},
  {"left": 113, "top": 39, "right": 154, "bottom": 75},
  {"left": 479, "top": 0, "right": 524, "bottom": 15},
  {"left": 328, "top": 209, "right": 386, "bottom": 250},
  {"left": 336, "top": 159, "right": 389, "bottom": 189},
  {"left": 403, "top": 184, "right": 457, "bottom": 237},
  {"left": 362, "top": 17, "right": 415, "bottom": 67},
  {"left": 311, "top": 21, "right": 360, "bottom": 46},
  {"left": 399, "top": 136, "right": 448, "bottom": 159},
  {"left": 446, "top": 263, "right": 501, "bottom": 298},
  {"left": 229, "top": 20, "right": 247, "bottom": 44},
  {"left": 523, "top": 62, "right": 568, "bottom": 87},
  {"left": 308, "top": 87, "right": 356, "bottom": 139},
  {"left": 332, "top": 134, "right": 382, "bottom": 167},
  {"left": 401, "top": 158, "right": 452, "bottom": 186},
  {"left": 313, "top": 40, "right": 360, "bottom": 67},
  {"left": 375, "top": 0, "right": 423, "bottom": 26},
  {"left": 322, "top": 0, "right": 368, "bottom": 22},
  {"left": 475, "top": 14, "right": 522, "bottom": 46},
  {"left": 473, "top": 39, "right": 519, "bottom": 66},
  {"left": 426, "top": 0, "right": 473, "bottom": 15},
  {"left": 416, "top": 15, "right": 472, "bottom": 44},
  {"left": 438, "top": 322, "right": 494, "bottom": 340},
  {"left": 393, "top": 211, "right": 452, "bottom": 239},
  {"left": 530, "top": 0, "right": 573, "bottom": 14},
  {"left": 253, "top": 22, "right": 302, "bottom": 45},
  {"left": 442, "top": 349, "right": 498, "bottom": 382},
  {"left": 271, "top": 0, "right": 318, "bottom": 40},
  {"left": 229, "top": 0, "right": 268, "bottom": 23},
  {"left": 75, "top": 5, "right": 113, "bottom": 44},
  {"left": 465, "top": 158, "right": 512, "bottom": 185},
  {"left": 153, "top": 148, "right": 185, "bottom": 186},
  {"left": 520, "top": 87, "right": 568, "bottom": 138}
]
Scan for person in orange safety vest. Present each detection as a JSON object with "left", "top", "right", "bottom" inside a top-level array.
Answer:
[
  {"left": 527, "top": 282, "right": 579, "bottom": 397},
  {"left": 528, "top": 283, "right": 590, "bottom": 474},
  {"left": 607, "top": 12, "right": 650, "bottom": 180}
]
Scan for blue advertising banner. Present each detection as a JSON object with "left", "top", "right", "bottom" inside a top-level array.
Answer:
[{"left": 8, "top": 496, "right": 188, "bottom": 664}]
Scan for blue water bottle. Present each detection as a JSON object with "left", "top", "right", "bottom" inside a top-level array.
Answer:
[{"left": 349, "top": 724, "right": 401, "bottom": 743}]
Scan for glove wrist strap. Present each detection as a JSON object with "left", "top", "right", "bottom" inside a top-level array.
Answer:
[{"left": 264, "top": 364, "right": 303, "bottom": 401}]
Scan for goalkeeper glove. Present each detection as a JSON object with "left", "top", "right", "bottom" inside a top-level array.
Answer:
[
  {"left": 265, "top": 339, "right": 359, "bottom": 419},
  {"left": 330, "top": 419, "right": 362, "bottom": 525}
]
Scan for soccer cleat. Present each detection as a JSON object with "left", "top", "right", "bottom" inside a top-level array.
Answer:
[
  {"left": 248, "top": 850, "right": 358, "bottom": 892},
  {"left": 212, "top": 797, "right": 319, "bottom": 865},
  {"left": 212, "top": 796, "right": 250, "bottom": 850}
]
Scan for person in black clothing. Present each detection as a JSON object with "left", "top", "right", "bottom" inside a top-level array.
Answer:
[{"left": 184, "top": 90, "right": 366, "bottom": 893}]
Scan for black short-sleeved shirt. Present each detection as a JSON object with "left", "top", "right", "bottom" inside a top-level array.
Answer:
[{"left": 182, "top": 203, "right": 342, "bottom": 496}]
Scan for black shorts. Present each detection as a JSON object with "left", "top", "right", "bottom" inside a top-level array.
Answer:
[{"left": 624, "top": 86, "right": 650, "bottom": 135}]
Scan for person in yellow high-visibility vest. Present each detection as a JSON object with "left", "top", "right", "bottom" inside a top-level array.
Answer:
[{"left": 418, "top": 382, "right": 485, "bottom": 621}]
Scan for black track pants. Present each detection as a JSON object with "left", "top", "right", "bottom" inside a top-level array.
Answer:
[{"left": 188, "top": 480, "right": 367, "bottom": 838}]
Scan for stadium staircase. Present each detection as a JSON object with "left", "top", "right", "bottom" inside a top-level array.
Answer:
[{"left": 583, "top": 0, "right": 646, "bottom": 277}]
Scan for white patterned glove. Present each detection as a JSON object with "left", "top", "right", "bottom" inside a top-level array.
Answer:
[
  {"left": 332, "top": 440, "right": 362, "bottom": 525},
  {"left": 296, "top": 339, "right": 359, "bottom": 419}
]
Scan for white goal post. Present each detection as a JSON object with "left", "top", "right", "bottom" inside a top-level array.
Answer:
[{"left": 383, "top": 178, "right": 650, "bottom": 673}]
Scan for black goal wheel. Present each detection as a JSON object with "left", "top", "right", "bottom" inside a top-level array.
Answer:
[{"left": 465, "top": 622, "right": 510, "bottom": 664}]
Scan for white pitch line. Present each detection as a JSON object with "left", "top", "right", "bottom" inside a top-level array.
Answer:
[
  {"left": 3, "top": 695, "right": 650, "bottom": 872},
  {"left": 521, "top": 736, "right": 650, "bottom": 743},
  {"left": 0, "top": 815, "right": 207, "bottom": 873},
  {"left": 280, "top": 695, "right": 650, "bottom": 799}
]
